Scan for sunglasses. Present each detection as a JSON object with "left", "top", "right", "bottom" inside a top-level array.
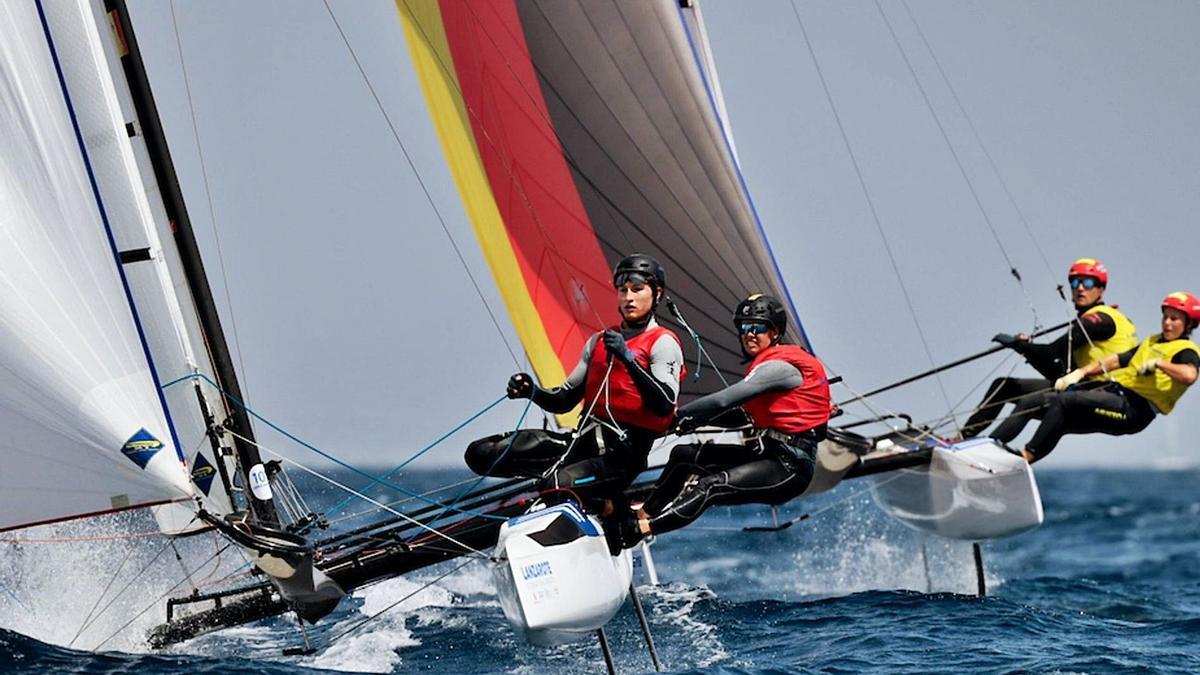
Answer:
[
  {"left": 1069, "top": 277, "right": 1100, "bottom": 290},
  {"left": 738, "top": 322, "right": 771, "bottom": 336}
]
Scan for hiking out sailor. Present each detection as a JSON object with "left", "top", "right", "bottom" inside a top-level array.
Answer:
[
  {"left": 614, "top": 294, "right": 830, "bottom": 547},
  {"left": 960, "top": 258, "right": 1137, "bottom": 439},
  {"left": 1006, "top": 292, "right": 1200, "bottom": 463},
  {"left": 464, "top": 254, "right": 684, "bottom": 526}
]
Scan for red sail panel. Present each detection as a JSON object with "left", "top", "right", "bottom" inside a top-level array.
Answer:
[{"left": 437, "top": 0, "right": 614, "bottom": 367}]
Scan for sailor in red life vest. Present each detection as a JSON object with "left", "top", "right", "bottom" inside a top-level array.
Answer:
[
  {"left": 614, "top": 294, "right": 830, "bottom": 547},
  {"left": 1009, "top": 291, "right": 1200, "bottom": 463},
  {"left": 464, "top": 254, "right": 685, "bottom": 525}
]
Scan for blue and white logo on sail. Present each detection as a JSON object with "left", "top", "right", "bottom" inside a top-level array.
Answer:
[{"left": 122, "top": 428, "right": 164, "bottom": 470}]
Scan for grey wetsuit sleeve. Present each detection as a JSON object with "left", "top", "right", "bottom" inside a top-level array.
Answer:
[
  {"left": 676, "top": 359, "right": 803, "bottom": 424},
  {"left": 530, "top": 334, "right": 596, "bottom": 413},
  {"left": 624, "top": 333, "right": 683, "bottom": 417}
]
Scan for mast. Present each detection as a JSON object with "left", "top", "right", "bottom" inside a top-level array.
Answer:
[{"left": 104, "top": 0, "right": 279, "bottom": 526}]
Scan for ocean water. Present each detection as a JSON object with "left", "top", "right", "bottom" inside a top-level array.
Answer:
[{"left": 1, "top": 467, "right": 1198, "bottom": 674}]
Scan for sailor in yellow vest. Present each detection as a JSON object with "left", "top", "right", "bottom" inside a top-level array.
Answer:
[
  {"left": 961, "top": 258, "right": 1137, "bottom": 439},
  {"left": 1009, "top": 292, "right": 1200, "bottom": 463}
]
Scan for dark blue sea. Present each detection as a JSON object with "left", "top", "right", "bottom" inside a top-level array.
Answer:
[{"left": 2, "top": 467, "right": 1198, "bottom": 674}]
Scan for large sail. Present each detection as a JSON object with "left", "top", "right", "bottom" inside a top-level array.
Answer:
[
  {"left": 400, "top": 0, "right": 806, "bottom": 422},
  {"left": 0, "top": 0, "right": 194, "bottom": 530}
]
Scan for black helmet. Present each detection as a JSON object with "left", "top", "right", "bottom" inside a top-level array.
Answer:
[
  {"left": 613, "top": 254, "right": 665, "bottom": 289},
  {"left": 733, "top": 294, "right": 787, "bottom": 334}
]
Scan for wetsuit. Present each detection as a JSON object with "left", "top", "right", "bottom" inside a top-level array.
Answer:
[
  {"left": 1019, "top": 335, "right": 1199, "bottom": 461},
  {"left": 464, "top": 318, "right": 683, "bottom": 510},
  {"left": 642, "top": 345, "right": 829, "bottom": 536},
  {"left": 961, "top": 303, "right": 1136, "bottom": 438}
]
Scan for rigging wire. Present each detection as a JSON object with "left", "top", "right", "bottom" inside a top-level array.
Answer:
[
  {"left": 233, "top": 430, "right": 498, "bottom": 560},
  {"left": 167, "top": 0, "right": 255, "bottom": 400},
  {"left": 69, "top": 514, "right": 199, "bottom": 648},
  {"left": 897, "top": 0, "right": 1058, "bottom": 289},
  {"left": 325, "top": 395, "right": 508, "bottom": 516},
  {"left": 871, "top": 0, "right": 1042, "bottom": 330},
  {"left": 786, "top": 0, "right": 959, "bottom": 432},
  {"left": 321, "top": 0, "right": 525, "bottom": 370},
  {"left": 172, "top": 371, "right": 508, "bottom": 520}
]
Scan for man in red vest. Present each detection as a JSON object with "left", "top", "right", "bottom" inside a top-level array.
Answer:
[
  {"left": 465, "top": 254, "right": 685, "bottom": 525},
  {"left": 615, "top": 294, "right": 830, "bottom": 546}
]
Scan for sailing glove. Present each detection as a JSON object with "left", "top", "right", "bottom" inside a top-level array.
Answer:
[
  {"left": 992, "top": 333, "right": 1019, "bottom": 349},
  {"left": 1054, "top": 368, "right": 1086, "bottom": 391},
  {"left": 1136, "top": 359, "right": 1160, "bottom": 376},
  {"left": 506, "top": 372, "right": 534, "bottom": 399},
  {"left": 602, "top": 330, "right": 636, "bottom": 364}
]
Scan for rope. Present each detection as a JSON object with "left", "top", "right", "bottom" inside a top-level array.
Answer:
[
  {"left": 228, "top": 430, "right": 498, "bottom": 560},
  {"left": 167, "top": 372, "right": 507, "bottom": 520},
  {"left": 70, "top": 513, "right": 198, "bottom": 648},
  {"left": 326, "top": 395, "right": 508, "bottom": 516},
  {"left": 786, "top": 1, "right": 959, "bottom": 433},
  {"left": 897, "top": 0, "right": 1058, "bottom": 290},
  {"left": 871, "top": 0, "right": 1041, "bottom": 329},
  {"left": 321, "top": 0, "right": 525, "bottom": 370},
  {"left": 168, "top": 1, "right": 254, "bottom": 400},
  {"left": 421, "top": 398, "right": 534, "bottom": 530}
]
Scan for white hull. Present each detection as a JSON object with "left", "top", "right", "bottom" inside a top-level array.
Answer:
[
  {"left": 871, "top": 438, "right": 1044, "bottom": 540},
  {"left": 492, "top": 503, "right": 632, "bottom": 646}
]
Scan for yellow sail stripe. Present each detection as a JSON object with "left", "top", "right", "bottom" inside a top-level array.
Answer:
[{"left": 396, "top": 2, "right": 578, "bottom": 426}]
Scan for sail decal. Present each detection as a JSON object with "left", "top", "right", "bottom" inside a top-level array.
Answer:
[
  {"left": 34, "top": 0, "right": 187, "bottom": 466},
  {"left": 400, "top": 0, "right": 808, "bottom": 401}
]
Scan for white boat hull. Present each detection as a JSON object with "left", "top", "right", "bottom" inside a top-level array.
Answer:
[
  {"left": 492, "top": 503, "right": 632, "bottom": 646},
  {"left": 870, "top": 438, "right": 1044, "bottom": 540}
]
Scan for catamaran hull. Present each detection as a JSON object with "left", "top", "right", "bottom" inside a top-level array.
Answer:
[
  {"left": 492, "top": 503, "right": 632, "bottom": 646},
  {"left": 870, "top": 439, "right": 1044, "bottom": 540}
]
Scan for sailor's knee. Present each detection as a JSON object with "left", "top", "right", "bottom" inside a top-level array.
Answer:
[
  {"left": 668, "top": 443, "right": 703, "bottom": 465},
  {"left": 464, "top": 435, "right": 501, "bottom": 475}
]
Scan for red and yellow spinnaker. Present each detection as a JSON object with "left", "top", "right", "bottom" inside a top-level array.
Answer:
[{"left": 398, "top": 0, "right": 808, "bottom": 424}]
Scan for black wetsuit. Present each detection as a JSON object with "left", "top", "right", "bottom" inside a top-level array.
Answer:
[
  {"left": 1017, "top": 346, "right": 1200, "bottom": 461},
  {"left": 961, "top": 304, "right": 1118, "bottom": 439},
  {"left": 642, "top": 359, "right": 820, "bottom": 536},
  {"left": 464, "top": 320, "right": 681, "bottom": 510}
]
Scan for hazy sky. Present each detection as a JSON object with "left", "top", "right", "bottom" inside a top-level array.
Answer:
[{"left": 127, "top": 0, "right": 1200, "bottom": 470}]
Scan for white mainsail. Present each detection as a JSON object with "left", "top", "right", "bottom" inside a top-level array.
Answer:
[{"left": 0, "top": 0, "right": 235, "bottom": 531}]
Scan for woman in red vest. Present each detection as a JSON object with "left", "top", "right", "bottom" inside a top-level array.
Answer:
[
  {"left": 464, "top": 254, "right": 685, "bottom": 522},
  {"left": 616, "top": 294, "right": 830, "bottom": 546}
]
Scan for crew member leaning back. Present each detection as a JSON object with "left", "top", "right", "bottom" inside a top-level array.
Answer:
[
  {"left": 1014, "top": 291, "right": 1200, "bottom": 463},
  {"left": 464, "top": 254, "right": 684, "bottom": 525},
  {"left": 614, "top": 294, "right": 830, "bottom": 548},
  {"left": 960, "top": 258, "right": 1136, "bottom": 439}
]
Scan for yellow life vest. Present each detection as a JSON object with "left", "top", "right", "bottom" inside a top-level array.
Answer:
[
  {"left": 1108, "top": 335, "right": 1200, "bottom": 414},
  {"left": 1072, "top": 304, "right": 1137, "bottom": 369}
]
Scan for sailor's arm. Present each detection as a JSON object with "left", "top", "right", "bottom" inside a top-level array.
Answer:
[
  {"left": 618, "top": 333, "right": 682, "bottom": 417},
  {"left": 674, "top": 360, "right": 802, "bottom": 431},
  {"left": 1055, "top": 349, "right": 1127, "bottom": 390},
  {"left": 510, "top": 336, "right": 594, "bottom": 413},
  {"left": 1152, "top": 348, "right": 1200, "bottom": 385}
]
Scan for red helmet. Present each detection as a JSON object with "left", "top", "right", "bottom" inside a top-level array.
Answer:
[
  {"left": 1162, "top": 291, "right": 1200, "bottom": 324},
  {"left": 1068, "top": 258, "right": 1108, "bottom": 286}
]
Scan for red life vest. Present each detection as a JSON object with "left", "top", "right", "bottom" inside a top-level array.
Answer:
[
  {"left": 582, "top": 325, "right": 684, "bottom": 433},
  {"left": 741, "top": 344, "right": 831, "bottom": 434}
]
